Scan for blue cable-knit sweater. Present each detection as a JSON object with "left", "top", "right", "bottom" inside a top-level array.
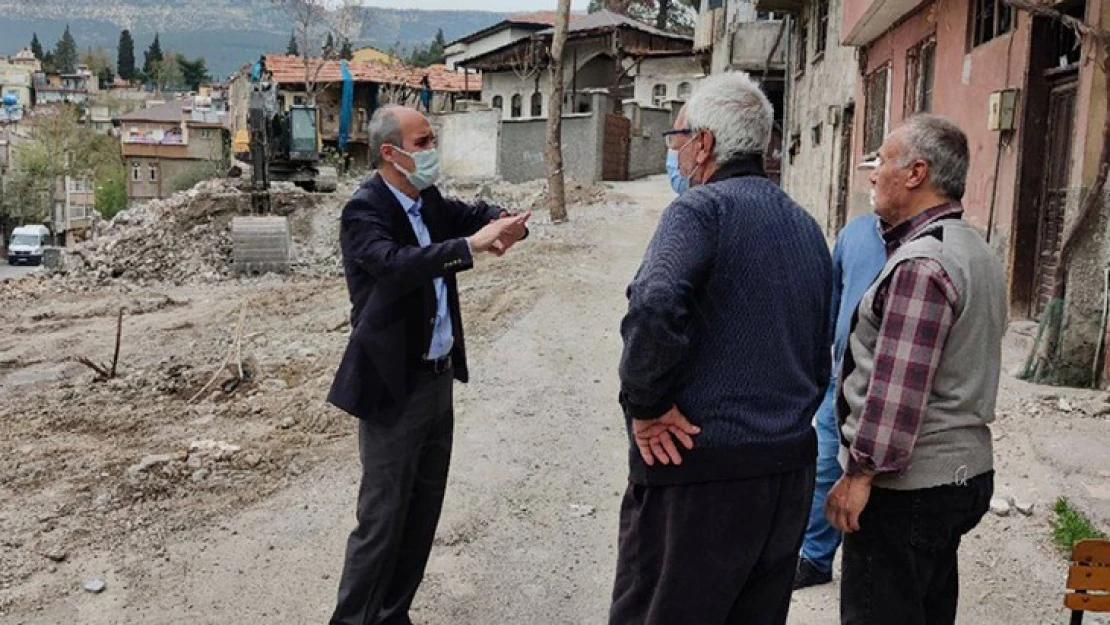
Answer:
[{"left": 619, "top": 159, "right": 833, "bottom": 485}]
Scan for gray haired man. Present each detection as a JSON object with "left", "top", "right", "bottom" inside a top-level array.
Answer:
[
  {"left": 826, "top": 115, "right": 1005, "bottom": 624},
  {"left": 611, "top": 72, "right": 832, "bottom": 625}
]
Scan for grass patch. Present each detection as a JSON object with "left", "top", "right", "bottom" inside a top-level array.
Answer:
[{"left": 1051, "top": 497, "right": 1107, "bottom": 554}]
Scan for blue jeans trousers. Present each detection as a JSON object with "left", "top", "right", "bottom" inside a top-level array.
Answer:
[{"left": 800, "top": 384, "right": 843, "bottom": 574}]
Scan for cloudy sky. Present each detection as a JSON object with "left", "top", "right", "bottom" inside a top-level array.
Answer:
[{"left": 359, "top": 0, "right": 591, "bottom": 11}]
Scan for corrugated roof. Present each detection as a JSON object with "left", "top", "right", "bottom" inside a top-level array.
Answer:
[
  {"left": 115, "top": 101, "right": 184, "bottom": 123},
  {"left": 262, "top": 55, "right": 481, "bottom": 93}
]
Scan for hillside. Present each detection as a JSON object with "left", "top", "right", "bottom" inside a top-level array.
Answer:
[{"left": 0, "top": 1, "right": 508, "bottom": 78}]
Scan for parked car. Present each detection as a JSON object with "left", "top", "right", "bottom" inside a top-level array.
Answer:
[{"left": 7, "top": 224, "right": 51, "bottom": 266}]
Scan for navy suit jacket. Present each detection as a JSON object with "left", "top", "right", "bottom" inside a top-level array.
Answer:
[{"left": 328, "top": 173, "right": 503, "bottom": 422}]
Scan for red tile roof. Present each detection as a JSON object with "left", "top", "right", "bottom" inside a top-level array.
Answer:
[{"left": 262, "top": 55, "right": 481, "bottom": 93}]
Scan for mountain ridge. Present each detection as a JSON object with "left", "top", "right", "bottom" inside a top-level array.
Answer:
[{"left": 0, "top": 1, "right": 509, "bottom": 78}]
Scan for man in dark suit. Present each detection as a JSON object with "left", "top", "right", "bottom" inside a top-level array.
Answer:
[{"left": 328, "top": 104, "right": 529, "bottom": 625}]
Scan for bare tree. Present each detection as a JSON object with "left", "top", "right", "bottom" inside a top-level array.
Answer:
[
  {"left": 1012, "top": 0, "right": 1110, "bottom": 384},
  {"left": 547, "top": 0, "right": 572, "bottom": 223},
  {"left": 276, "top": 0, "right": 363, "bottom": 104}
]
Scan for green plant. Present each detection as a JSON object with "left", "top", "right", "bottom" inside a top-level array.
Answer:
[
  {"left": 95, "top": 166, "right": 128, "bottom": 220},
  {"left": 169, "top": 161, "right": 224, "bottom": 193},
  {"left": 1051, "top": 497, "right": 1107, "bottom": 554}
]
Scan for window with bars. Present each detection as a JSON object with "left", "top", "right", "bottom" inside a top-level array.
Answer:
[
  {"left": 815, "top": 0, "right": 830, "bottom": 58},
  {"left": 796, "top": 17, "right": 809, "bottom": 71},
  {"left": 905, "top": 37, "right": 937, "bottom": 115},
  {"left": 971, "top": 0, "right": 1015, "bottom": 47},
  {"left": 492, "top": 95, "right": 503, "bottom": 111},
  {"left": 510, "top": 94, "right": 522, "bottom": 118},
  {"left": 864, "top": 66, "right": 890, "bottom": 154}
]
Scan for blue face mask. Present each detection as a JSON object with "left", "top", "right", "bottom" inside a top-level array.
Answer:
[{"left": 667, "top": 149, "right": 689, "bottom": 196}]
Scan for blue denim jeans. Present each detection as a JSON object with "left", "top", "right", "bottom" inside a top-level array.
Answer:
[{"left": 799, "top": 384, "right": 843, "bottom": 574}]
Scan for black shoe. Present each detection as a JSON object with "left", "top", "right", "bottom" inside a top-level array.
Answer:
[{"left": 793, "top": 557, "right": 833, "bottom": 590}]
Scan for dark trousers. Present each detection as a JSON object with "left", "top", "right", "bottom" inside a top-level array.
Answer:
[
  {"left": 841, "top": 471, "right": 994, "bottom": 625},
  {"left": 330, "top": 371, "right": 454, "bottom": 625},
  {"left": 609, "top": 465, "right": 816, "bottom": 625}
]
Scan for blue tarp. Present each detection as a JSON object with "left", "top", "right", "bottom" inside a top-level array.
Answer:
[{"left": 338, "top": 60, "right": 354, "bottom": 152}]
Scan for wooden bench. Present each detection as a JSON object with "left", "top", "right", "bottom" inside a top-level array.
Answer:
[{"left": 1067, "top": 539, "right": 1110, "bottom": 625}]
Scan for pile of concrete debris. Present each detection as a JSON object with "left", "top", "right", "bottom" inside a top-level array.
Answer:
[
  {"left": 444, "top": 178, "right": 616, "bottom": 213},
  {"left": 8, "top": 180, "right": 341, "bottom": 294}
]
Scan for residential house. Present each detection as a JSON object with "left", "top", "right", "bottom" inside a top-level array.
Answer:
[
  {"left": 823, "top": 0, "right": 1108, "bottom": 382},
  {"left": 693, "top": 0, "right": 788, "bottom": 181},
  {"left": 228, "top": 55, "right": 482, "bottom": 168},
  {"left": 757, "top": 0, "right": 862, "bottom": 232},
  {"left": 351, "top": 46, "right": 397, "bottom": 65},
  {"left": 445, "top": 12, "right": 576, "bottom": 71},
  {"left": 115, "top": 99, "right": 227, "bottom": 202},
  {"left": 1, "top": 49, "right": 41, "bottom": 117},
  {"left": 52, "top": 175, "right": 96, "bottom": 245},
  {"left": 459, "top": 11, "right": 694, "bottom": 118},
  {"left": 34, "top": 66, "right": 99, "bottom": 106}
]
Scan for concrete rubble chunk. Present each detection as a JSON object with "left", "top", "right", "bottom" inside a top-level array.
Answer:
[
  {"left": 1014, "top": 499, "right": 1035, "bottom": 516},
  {"left": 83, "top": 579, "right": 106, "bottom": 594},
  {"left": 128, "top": 453, "right": 182, "bottom": 475},
  {"left": 989, "top": 497, "right": 1012, "bottom": 517},
  {"left": 1058, "top": 398, "right": 1074, "bottom": 413}
]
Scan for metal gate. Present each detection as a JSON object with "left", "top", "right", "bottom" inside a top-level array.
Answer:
[
  {"left": 1032, "top": 78, "right": 1078, "bottom": 318},
  {"left": 602, "top": 114, "right": 631, "bottom": 182}
]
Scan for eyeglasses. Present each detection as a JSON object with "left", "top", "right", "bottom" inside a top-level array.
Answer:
[{"left": 663, "top": 127, "right": 694, "bottom": 149}]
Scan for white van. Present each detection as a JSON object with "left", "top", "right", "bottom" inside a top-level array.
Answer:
[{"left": 7, "top": 224, "right": 51, "bottom": 266}]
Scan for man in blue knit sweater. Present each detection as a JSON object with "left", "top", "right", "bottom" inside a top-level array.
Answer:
[{"left": 610, "top": 71, "right": 833, "bottom": 625}]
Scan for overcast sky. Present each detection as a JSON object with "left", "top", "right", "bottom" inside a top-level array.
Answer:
[{"left": 358, "top": 0, "right": 591, "bottom": 11}]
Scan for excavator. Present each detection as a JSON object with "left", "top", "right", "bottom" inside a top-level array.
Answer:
[{"left": 230, "top": 60, "right": 339, "bottom": 275}]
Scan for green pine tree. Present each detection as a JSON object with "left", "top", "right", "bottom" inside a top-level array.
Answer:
[
  {"left": 287, "top": 32, "right": 299, "bottom": 56},
  {"left": 323, "top": 33, "right": 335, "bottom": 58},
  {"left": 143, "top": 33, "right": 164, "bottom": 78},
  {"left": 118, "top": 29, "right": 136, "bottom": 81},
  {"left": 339, "top": 38, "right": 353, "bottom": 60},
  {"left": 178, "top": 57, "right": 210, "bottom": 91},
  {"left": 30, "top": 33, "right": 44, "bottom": 60},
  {"left": 54, "top": 25, "right": 79, "bottom": 74}
]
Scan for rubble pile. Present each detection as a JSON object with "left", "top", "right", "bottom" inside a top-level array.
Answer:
[
  {"left": 5, "top": 180, "right": 340, "bottom": 294},
  {"left": 443, "top": 179, "right": 616, "bottom": 213}
]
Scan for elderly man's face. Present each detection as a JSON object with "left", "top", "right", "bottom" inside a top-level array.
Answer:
[
  {"left": 870, "top": 132, "right": 914, "bottom": 223},
  {"left": 667, "top": 107, "right": 708, "bottom": 185}
]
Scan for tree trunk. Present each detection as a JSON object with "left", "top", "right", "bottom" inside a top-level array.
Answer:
[
  {"left": 656, "top": 0, "right": 672, "bottom": 30},
  {"left": 547, "top": 0, "right": 572, "bottom": 223}
]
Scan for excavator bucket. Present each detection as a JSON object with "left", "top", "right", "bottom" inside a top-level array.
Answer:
[{"left": 231, "top": 216, "right": 292, "bottom": 275}]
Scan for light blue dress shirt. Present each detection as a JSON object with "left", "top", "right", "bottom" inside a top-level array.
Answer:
[{"left": 384, "top": 181, "right": 454, "bottom": 360}]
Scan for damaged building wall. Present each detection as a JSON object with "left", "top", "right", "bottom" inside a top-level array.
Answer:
[
  {"left": 782, "top": 0, "right": 861, "bottom": 236},
  {"left": 1054, "top": 0, "right": 1110, "bottom": 387}
]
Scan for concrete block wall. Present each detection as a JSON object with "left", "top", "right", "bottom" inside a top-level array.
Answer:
[
  {"left": 625, "top": 103, "right": 674, "bottom": 180},
  {"left": 433, "top": 108, "right": 501, "bottom": 180}
]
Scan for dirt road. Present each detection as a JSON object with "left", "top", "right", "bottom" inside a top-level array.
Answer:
[{"left": 2, "top": 176, "right": 1108, "bottom": 625}]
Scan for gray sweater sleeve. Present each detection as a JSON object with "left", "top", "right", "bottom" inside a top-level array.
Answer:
[{"left": 619, "top": 194, "right": 718, "bottom": 420}]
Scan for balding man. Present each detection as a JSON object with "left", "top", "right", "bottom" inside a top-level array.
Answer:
[
  {"left": 826, "top": 115, "right": 1005, "bottom": 624},
  {"left": 612, "top": 71, "right": 832, "bottom": 625},
  {"left": 328, "top": 104, "right": 529, "bottom": 625}
]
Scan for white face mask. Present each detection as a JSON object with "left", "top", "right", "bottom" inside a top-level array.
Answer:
[{"left": 391, "top": 146, "right": 441, "bottom": 191}]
